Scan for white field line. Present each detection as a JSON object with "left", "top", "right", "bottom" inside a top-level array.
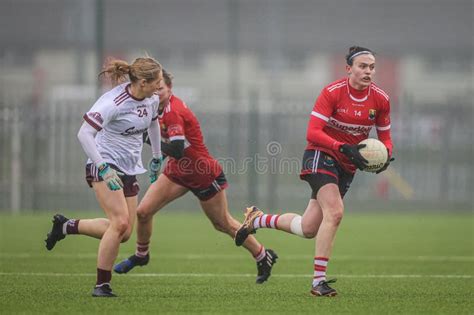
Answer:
[
  {"left": 1, "top": 253, "right": 473, "bottom": 262},
  {"left": 0, "top": 272, "right": 472, "bottom": 279}
]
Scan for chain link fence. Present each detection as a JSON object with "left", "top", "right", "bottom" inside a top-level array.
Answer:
[{"left": 1, "top": 93, "right": 472, "bottom": 213}]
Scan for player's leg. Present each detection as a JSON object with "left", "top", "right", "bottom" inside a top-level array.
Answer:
[
  {"left": 90, "top": 174, "right": 139, "bottom": 243},
  {"left": 197, "top": 177, "right": 278, "bottom": 284},
  {"left": 199, "top": 190, "right": 265, "bottom": 253},
  {"left": 92, "top": 181, "right": 131, "bottom": 297},
  {"left": 234, "top": 199, "right": 324, "bottom": 246},
  {"left": 121, "top": 195, "right": 138, "bottom": 243},
  {"left": 45, "top": 167, "right": 138, "bottom": 249},
  {"left": 114, "top": 174, "right": 188, "bottom": 273},
  {"left": 46, "top": 197, "right": 136, "bottom": 245},
  {"left": 234, "top": 150, "right": 331, "bottom": 246},
  {"left": 310, "top": 169, "right": 353, "bottom": 297},
  {"left": 308, "top": 183, "right": 343, "bottom": 297}
]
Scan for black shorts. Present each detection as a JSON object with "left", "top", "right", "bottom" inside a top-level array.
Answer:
[
  {"left": 300, "top": 150, "right": 354, "bottom": 199},
  {"left": 85, "top": 163, "right": 140, "bottom": 197},
  {"left": 164, "top": 171, "right": 228, "bottom": 201}
]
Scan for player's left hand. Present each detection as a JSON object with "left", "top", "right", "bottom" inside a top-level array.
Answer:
[
  {"left": 148, "top": 156, "right": 164, "bottom": 183},
  {"left": 376, "top": 151, "right": 395, "bottom": 174}
]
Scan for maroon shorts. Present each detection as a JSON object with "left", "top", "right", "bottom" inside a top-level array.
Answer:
[
  {"left": 164, "top": 171, "right": 228, "bottom": 201},
  {"left": 85, "top": 163, "right": 140, "bottom": 197}
]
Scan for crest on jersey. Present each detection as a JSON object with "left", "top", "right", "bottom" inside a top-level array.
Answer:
[
  {"left": 89, "top": 112, "right": 103, "bottom": 124},
  {"left": 323, "top": 155, "right": 335, "bottom": 167},
  {"left": 161, "top": 123, "right": 166, "bottom": 130},
  {"left": 368, "top": 109, "right": 376, "bottom": 120}
]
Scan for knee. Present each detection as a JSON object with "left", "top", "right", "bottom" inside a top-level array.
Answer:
[
  {"left": 301, "top": 226, "right": 317, "bottom": 239},
  {"left": 326, "top": 203, "right": 344, "bottom": 226},
  {"left": 137, "top": 208, "right": 153, "bottom": 223},
  {"left": 291, "top": 215, "right": 315, "bottom": 239},
  {"left": 121, "top": 230, "right": 132, "bottom": 243},
  {"left": 111, "top": 217, "right": 129, "bottom": 236},
  {"left": 211, "top": 217, "right": 233, "bottom": 234},
  {"left": 211, "top": 221, "right": 227, "bottom": 233}
]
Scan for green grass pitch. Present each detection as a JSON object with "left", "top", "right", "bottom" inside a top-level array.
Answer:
[{"left": 0, "top": 211, "right": 473, "bottom": 314}]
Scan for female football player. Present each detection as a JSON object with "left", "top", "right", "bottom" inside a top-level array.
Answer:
[
  {"left": 234, "top": 46, "right": 394, "bottom": 297},
  {"left": 45, "top": 57, "right": 164, "bottom": 297},
  {"left": 114, "top": 70, "right": 278, "bottom": 284}
]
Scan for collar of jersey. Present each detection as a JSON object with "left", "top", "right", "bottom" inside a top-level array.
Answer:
[{"left": 346, "top": 79, "right": 371, "bottom": 102}]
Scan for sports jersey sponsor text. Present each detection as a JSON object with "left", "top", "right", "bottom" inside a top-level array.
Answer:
[
  {"left": 327, "top": 118, "right": 372, "bottom": 136},
  {"left": 120, "top": 126, "right": 148, "bottom": 136}
]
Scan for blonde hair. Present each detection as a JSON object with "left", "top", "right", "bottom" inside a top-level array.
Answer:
[{"left": 99, "top": 57, "right": 163, "bottom": 87}]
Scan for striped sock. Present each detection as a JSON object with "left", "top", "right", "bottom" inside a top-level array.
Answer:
[
  {"left": 253, "top": 214, "right": 280, "bottom": 230},
  {"left": 253, "top": 245, "right": 267, "bottom": 262},
  {"left": 135, "top": 242, "right": 150, "bottom": 258},
  {"left": 313, "top": 256, "right": 329, "bottom": 286},
  {"left": 62, "top": 219, "right": 80, "bottom": 235}
]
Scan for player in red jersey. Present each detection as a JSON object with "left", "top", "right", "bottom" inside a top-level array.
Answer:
[
  {"left": 114, "top": 70, "right": 278, "bottom": 283},
  {"left": 234, "top": 46, "right": 394, "bottom": 296}
]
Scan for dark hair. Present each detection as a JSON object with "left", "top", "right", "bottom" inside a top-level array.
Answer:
[
  {"left": 345, "top": 46, "right": 375, "bottom": 65},
  {"left": 162, "top": 68, "right": 174, "bottom": 87}
]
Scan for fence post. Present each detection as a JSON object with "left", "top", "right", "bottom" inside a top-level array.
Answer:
[
  {"left": 11, "top": 105, "right": 21, "bottom": 213},
  {"left": 247, "top": 89, "right": 259, "bottom": 205}
]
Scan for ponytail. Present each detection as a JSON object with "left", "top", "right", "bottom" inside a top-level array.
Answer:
[
  {"left": 99, "top": 57, "right": 162, "bottom": 87},
  {"left": 99, "top": 59, "right": 131, "bottom": 87}
]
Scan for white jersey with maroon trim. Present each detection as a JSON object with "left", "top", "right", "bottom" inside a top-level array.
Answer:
[
  {"left": 306, "top": 78, "right": 392, "bottom": 174},
  {"left": 83, "top": 82, "right": 159, "bottom": 175}
]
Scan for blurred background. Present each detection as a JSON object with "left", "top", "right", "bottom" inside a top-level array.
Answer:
[{"left": 0, "top": 0, "right": 472, "bottom": 213}]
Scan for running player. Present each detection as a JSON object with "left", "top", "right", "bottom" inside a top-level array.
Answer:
[
  {"left": 114, "top": 70, "right": 278, "bottom": 283},
  {"left": 234, "top": 46, "right": 394, "bottom": 296},
  {"left": 44, "top": 57, "right": 164, "bottom": 297}
]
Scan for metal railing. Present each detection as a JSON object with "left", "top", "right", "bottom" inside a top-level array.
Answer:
[{"left": 1, "top": 97, "right": 472, "bottom": 212}]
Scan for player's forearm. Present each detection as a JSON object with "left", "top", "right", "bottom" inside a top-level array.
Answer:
[
  {"left": 306, "top": 117, "right": 343, "bottom": 150},
  {"left": 147, "top": 122, "right": 162, "bottom": 158},
  {"left": 376, "top": 129, "right": 393, "bottom": 156},
  {"left": 161, "top": 140, "right": 185, "bottom": 160},
  {"left": 77, "top": 122, "right": 105, "bottom": 167}
]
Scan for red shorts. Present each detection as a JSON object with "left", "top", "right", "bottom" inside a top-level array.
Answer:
[
  {"left": 164, "top": 171, "right": 228, "bottom": 201},
  {"left": 85, "top": 163, "right": 139, "bottom": 197}
]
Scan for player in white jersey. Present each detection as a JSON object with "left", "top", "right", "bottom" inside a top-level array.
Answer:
[{"left": 45, "top": 57, "right": 164, "bottom": 297}]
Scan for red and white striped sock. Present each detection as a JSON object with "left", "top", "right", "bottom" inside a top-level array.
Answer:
[
  {"left": 253, "top": 214, "right": 280, "bottom": 230},
  {"left": 135, "top": 242, "right": 150, "bottom": 258},
  {"left": 312, "top": 256, "right": 329, "bottom": 286},
  {"left": 253, "top": 245, "right": 267, "bottom": 262}
]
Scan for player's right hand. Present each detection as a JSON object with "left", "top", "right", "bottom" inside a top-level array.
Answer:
[
  {"left": 148, "top": 156, "right": 164, "bottom": 184},
  {"left": 98, "top": 163, "right": 124, "bottom": 191},
  {"left": 339, "top": 144, "right": 369, "bottom": 170},
  {"left": 376, "top": 151, "right": 395, "bottom": 174}
]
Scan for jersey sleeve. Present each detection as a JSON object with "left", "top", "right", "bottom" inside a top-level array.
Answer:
[
  {"left": 376, "top": 98, "right": 394, "bottom": 156},
  {"left": 306, "top": 88, "right": 344, "bottom": 150},
  {"left": 164, "top": 111, "right": 185, "bottom": 142},
  {"left": 83, "top": 96, "right": 119, "bottom": 131},
  {"left": 311, "top": 88, "right": 335, "bottom": 120},
  {"left": 151, "top": 94, "right": 160, "bottom": 121}
]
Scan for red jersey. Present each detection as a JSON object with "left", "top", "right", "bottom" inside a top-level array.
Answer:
[
  {"left": 305, "top": 78, "right": 393, "bottom": 174},
  {"left": 159, "top": 95, "right": 223, "bottom": 188}
]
